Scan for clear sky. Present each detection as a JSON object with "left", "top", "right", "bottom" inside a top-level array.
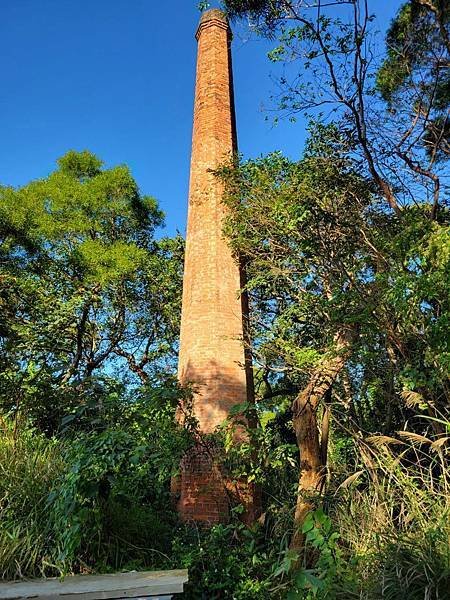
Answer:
[{"left": 1, "top": 1, "right": 402, "bottom": 237}]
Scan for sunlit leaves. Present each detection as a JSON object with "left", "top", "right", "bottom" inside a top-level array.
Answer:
[{"left": 0, "top": 151, "right": 182, "bottom": 430}]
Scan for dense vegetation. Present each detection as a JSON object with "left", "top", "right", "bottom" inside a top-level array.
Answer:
[{"left": 1, "top": 0, "right": 449, "bottom": 598}]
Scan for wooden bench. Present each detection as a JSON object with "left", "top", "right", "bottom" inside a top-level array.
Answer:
[{"left": 0, "top": 569, "right": 188, "bottom": 600}]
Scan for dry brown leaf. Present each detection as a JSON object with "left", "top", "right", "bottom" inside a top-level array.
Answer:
[
  {"left": 366, "top": 435, "right": 404, "bottom": 447},
  {"left": 336, "top": 470, "right": 364, "bottom": 492},
  {"left": 400, "top": 390, "right": 424, "bottom": 408},
  {"left": 396, "top": 431, "right": 432, "bottom": 445},
  {"left": 430, "top": 437, "right": 449, "bottom": 452}
]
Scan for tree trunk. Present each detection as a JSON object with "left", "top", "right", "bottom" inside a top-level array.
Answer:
[
  {"left": 291, "top": 400, "right": 324, "bottom": 553},
  {"left": 290, "top": 328, "right": 355, "bottom": 555}
]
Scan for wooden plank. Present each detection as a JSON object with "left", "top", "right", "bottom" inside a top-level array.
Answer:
[{"left": 0, "top": 570, "right": 188, "bottom": 599}]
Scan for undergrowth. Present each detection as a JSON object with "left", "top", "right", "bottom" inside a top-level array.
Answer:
[
  {"left": 1, "top": 415, "right": 449, "bottom": 599},
  {"left": 0, "top": 417, "right": 64, "bottom": 579}
]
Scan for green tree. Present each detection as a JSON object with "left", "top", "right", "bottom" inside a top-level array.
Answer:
[
  {"left": 0, "top": 150, "right": 183, "bottom": 432},
  {"left": 217, "top": 122, "right": 449, "bottom": 553},
  {"left": 222, "top": 0, "right": 449, "bottom": 218},
  {"left": 211, "top": 0, "right": 449, "bottom": 551}
]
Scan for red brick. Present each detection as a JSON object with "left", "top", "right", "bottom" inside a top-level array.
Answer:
[{"left": 176, "top": 9, "right": 258, "bottom": 525}]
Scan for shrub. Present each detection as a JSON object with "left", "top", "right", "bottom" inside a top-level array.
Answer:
[{"left": 172, "top": 518, "right": 279, "bottom": 599}]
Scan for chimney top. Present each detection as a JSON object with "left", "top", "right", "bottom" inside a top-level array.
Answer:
[
  {"left": 199, "top": 8, "right": 228, "bottom": 24},
  {"left": 196, "top": 8, "right": 230, "bottom": 40}
]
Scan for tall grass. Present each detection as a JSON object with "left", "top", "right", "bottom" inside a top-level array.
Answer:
[
  {"left": 0, "top": 417, "right": 64, "bottom": 579},
  {"left": 329, "top": 433, "right": 450, "bottom": 599}
]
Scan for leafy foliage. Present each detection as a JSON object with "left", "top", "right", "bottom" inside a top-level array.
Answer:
[
  {"left": 0, "top": 151, "right": 183, "bottom": 432},
  {"left": 0, "top": 384, "right": 190, "bottom": 578},
  {"left": 377, "top": 1, "right": 449, "bottom": 161}
]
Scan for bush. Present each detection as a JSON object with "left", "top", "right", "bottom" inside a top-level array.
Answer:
[
  {"left": 0, "top": 387, "right": 187, "bottom": 579},
  {"left": 97, "top": 500, "right": 174, "bottom": 571},
  {"left": 2, "top": 406, "right": 448, "bottom": 600},
  {"left": 172, "top": 519, "right": 278, "bottom": 599},
  {"left": 48, "top": 428, "right": 177, "bottom": 573}
]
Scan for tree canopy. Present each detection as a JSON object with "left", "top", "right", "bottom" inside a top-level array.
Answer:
[{"left": 0, "top": 150, "right": 183, "bottom": 431}]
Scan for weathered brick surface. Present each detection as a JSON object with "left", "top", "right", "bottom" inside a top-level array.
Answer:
[
  {"left": 176, "top": 10, "right": 256, "bottom": 523},
  {"left": 175, "top": 442, "right": 261, "bottom": 525},
  {"left": 178, "top": 9, "right": 247, "bottom": 430},
  {"left": 176, "top": 444, "right": 229, "bottom": 523}
]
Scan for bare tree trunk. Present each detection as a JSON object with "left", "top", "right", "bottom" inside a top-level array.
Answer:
[
  {"left": 321, "top": 401, "right": 331, "bottom": 467},
  {"left": 290, "top": 328, "right": 355, "bottom": 555},
  {"left": 291, "top": 400, "right": 324, "bottom": 553}
]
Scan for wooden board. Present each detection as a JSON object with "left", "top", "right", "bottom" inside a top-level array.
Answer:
[{"left": 0, "top": 570, "right": 188, "bottom": 600}]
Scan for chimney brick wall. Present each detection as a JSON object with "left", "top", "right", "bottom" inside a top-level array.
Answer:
[{"left": 176, "top": 10, "right": 255, "bottom": 523}]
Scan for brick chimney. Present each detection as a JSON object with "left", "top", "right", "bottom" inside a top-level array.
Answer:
[{"left": 175, "top": 9, "right": 256, "bottom": 523}]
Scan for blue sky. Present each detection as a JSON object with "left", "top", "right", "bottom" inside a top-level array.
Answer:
[{"left": 1, "top": 1, "right": 402, "bottom": 236}]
